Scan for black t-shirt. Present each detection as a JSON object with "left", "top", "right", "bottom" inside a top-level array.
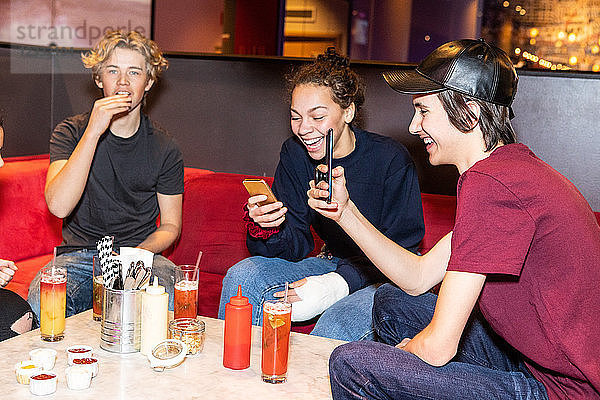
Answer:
[{"left": 50, "top": 113, "right": 184, "bottom": 250}]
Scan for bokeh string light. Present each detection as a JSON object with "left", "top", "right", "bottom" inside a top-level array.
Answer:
[
  {"left": 500, "top": 0, "right": 600, "bottom": 72},
  {"left": 518, "top": 49, "right": 571, "bottom": 70}
]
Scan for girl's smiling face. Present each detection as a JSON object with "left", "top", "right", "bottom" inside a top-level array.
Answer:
[{"left": 290, "top": 84, "right": 355, "bottom": 160}]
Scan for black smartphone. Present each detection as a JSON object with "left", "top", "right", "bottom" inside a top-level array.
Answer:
[{"left": 314, "top": 128, "right": 334, "bottom": 203}]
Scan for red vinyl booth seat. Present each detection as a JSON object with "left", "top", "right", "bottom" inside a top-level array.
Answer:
[{"left": 2, "top": 155, "right": 598, "bottom": 333}]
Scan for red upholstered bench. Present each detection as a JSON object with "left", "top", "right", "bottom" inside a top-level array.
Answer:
[
  {"left": 0, "top": 155, "right": 213, "bottom": 299},
  {"left": 0, "top": 156, "right": 62, "bottom": 298},
  {"left": 2, "top": 155, "right": 598, "bottom": 335}
]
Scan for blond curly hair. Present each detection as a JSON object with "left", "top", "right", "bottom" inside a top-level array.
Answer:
[{"left": 81, "top": 30, "right": 168, "bottom": 81}]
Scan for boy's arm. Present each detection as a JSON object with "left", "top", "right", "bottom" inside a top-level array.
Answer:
[
  {"left": 399, "top": 271, "right": 485, "bottom": 366},
  {"left": 136, "top": 193, "right": 182, "bottom": 254},
  {"left": 337, "top": 198, "right": 450, "bottom": 294},
  {"left": 279, "top": 166, "right": 450, "bottom": 318},
  {"left": 308, "top": 166, "right": 450, "bottom": 294},
  {"left": 45, "top": 95, "right": 131, "bottom": 218}
]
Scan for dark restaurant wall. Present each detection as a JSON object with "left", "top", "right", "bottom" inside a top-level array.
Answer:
[{"left": 0, "top": 45, "right": 599, "bottom": 210}]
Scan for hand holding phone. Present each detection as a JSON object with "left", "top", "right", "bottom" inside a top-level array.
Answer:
[
  {"left": 314, "top": 129, "right": 334, "bottom": 203},
  {"left": 243, "top": 179, "right": 287, "bottom": 228},
  {"left": 243, "top": 179, "right": 278, "bottom": 206}
]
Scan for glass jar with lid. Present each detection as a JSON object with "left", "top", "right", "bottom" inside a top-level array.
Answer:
[{"left": 168, "top": 318, "right": 206, "bottom": 355}]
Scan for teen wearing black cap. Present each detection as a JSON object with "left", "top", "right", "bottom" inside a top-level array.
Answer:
[{"left": 309, "top": 39, "right": 600, "bottom": 399}]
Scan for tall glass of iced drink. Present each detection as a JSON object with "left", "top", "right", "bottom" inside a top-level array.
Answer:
[
  {"left": 261, "top": 300, "right": 292, "bottom": 383},
  {"left": 174, "top": 265, "right": 199, "bottom": 319},
  {"left": 40, "top": 266, "right": 67, "bottom": 341}
]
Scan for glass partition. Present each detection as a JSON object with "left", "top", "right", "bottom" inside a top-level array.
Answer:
[
  {"left": 2, "top": 0, "right": 600, "bottom": 72},
  {"left": 0, "top": 0, "right": 151, "bottom": 48}
]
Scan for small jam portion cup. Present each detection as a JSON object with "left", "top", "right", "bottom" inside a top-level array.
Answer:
[
  {"left": 29, "top": 372, "right": 57, "bottom": 395},
  {"left": 72, "top": 357, "right": 99, "bottom": 377},
  {"left": 66, "top": 345, "right": 93, "bottom": 365},
  {"left": 65, "top": 365, "right": 92, "bottom": 390},
  {"left": 29, "top": 348, "right": 57, "bottom": 371},
  {"left": 15, "top": 361, "right": 42, "bottom": 384}
]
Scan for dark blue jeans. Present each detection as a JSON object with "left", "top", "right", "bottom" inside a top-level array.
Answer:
[
  {"left": 329, "top": 283, "right": 549, "bottom": 400},
  {"left": 218, "top": 255, "right": 377, "bottom": 341},
  {"left": 218, "top": 256, "right": 338, "bottom": 325}
]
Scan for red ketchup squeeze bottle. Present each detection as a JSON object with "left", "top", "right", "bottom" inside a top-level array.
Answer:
[{"left": 223, "top": 285, "right": 252, "bottom": 370}]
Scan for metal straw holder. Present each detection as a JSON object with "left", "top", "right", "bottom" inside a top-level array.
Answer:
[{"left": 100, "top": 287, "right": 142, "bottom": 353}]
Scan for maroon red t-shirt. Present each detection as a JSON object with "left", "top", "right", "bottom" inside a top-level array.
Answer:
[{"left": 447, "top": 144, "right": 600, "bottom": 400}]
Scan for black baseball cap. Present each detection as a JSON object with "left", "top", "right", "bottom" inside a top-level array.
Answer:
[{"left": 382, "top": 39, "right": 518, "bottom": 109}]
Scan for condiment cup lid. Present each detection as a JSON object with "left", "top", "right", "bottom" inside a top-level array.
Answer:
[
  {"left": 66, "top": 345, "right": 93, "bottom": 353},
  {"left": 148, "top": 339, "right": 187, "bottom": 371},
  {"left": 66, "top": 365, "right": 92, "bottom": 376},
  {"left": 31, "top": 372, "right": 57, "bottom": 381},
  {"left": 15, "top": 360, "right": 38, "bottom": 371},
  {"left": 29, "top": 348, "right": 57, "bottom": 357}
]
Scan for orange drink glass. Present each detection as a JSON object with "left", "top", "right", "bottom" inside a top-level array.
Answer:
[
  {"left": 40, "top": 266, "right": 67, "bottom": 341},
  {"left": 261, "top": 300, "right": 292, "bottom": 383},
  {"left": 173, "top": 265, "right": 199, "bottom": 319}
]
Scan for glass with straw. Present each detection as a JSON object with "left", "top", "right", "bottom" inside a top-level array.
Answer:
[
  {"left": 173, "top": 251, "right": 202, "bottom": 319},
  {"left": 40, "top": 248, "right": 67, "bottom": 341},
  {"left": 261, "top": 282, "right": 292, "bottom": 383}
]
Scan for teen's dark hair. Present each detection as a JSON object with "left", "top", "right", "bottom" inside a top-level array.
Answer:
[
  {"left": 437, "top": 90, "right": 516, "bottom": 152},
  {"left": 287, "top": 47, "right": 365, "bottom": 126},
  {"left": 0, "top": 113, "right": 4, "bottom": 128}
]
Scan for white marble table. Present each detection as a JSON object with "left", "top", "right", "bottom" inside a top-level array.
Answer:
[{"left": 1, "top": 310, "right": 345, "bottom": 399}]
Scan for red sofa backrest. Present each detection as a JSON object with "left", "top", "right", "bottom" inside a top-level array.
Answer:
[
  {"left": 0, "top": 155, "right": 597, "bottom": 277},
  {"left": 165, "top": 173, "right": 274, "bottom": 274},
  {"left": 164, "top": 172, "right": 326, "bottom": 274},
  {"left": 0, "top": 156, "right": 63, "bottom": 262},
  {"left": 0, "top": 157, "right": 214, "bottom": 264}
]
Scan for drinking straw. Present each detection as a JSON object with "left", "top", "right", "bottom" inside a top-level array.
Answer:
[
  {"left": 284, "top": 281, "right": 289, "bottom": 303},
  {"left": 195, "top": 250, "right": 203, "bottom": 269},
  {"left": 51, "top": 247, "right": 57, "bottom": 274}
]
